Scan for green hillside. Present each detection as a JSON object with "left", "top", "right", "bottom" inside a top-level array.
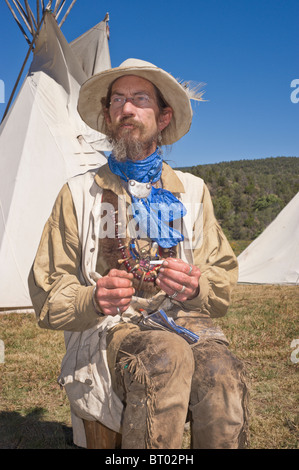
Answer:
[{"left": 178, "top": 156, "right": 299, "bottom": 241}]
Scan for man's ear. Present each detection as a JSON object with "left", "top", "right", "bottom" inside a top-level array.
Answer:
[
  {"left": 101, "top": 96, "right": 112, "bottom": 126},
  {"left": 103, "top": 107, "right": 112, "bottom": 125},
  {"left": 158, "top": 107, "right": 173, "bottom": 132}
]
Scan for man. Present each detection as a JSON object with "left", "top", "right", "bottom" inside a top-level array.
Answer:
[{"left": 28, "top": 59, "right": 249, "bottom": 449}]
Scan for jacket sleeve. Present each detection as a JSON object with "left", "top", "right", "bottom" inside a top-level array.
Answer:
[
  {"left": 28, "top": 184, "right": 101, "bottom": 331},
  {"left": 179, "top": 183, "right": 238, "bottom": 318}
]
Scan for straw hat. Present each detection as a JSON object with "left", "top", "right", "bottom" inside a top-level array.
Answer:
[{"left": 77, "top": 58, "right": 203, "bottom": 145}]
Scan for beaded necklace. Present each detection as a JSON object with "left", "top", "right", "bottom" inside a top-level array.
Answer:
[{"left": 109, "top": 206, "right": 176, "bottom": 289}]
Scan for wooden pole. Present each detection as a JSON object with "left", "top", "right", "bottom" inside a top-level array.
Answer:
[
  {"left": 55, "top": 0, "right": 66, "bottom": 20},
  {"left": 26, "top": 2, "right": 38, "bottom": 29},
  {"left": 58, "top": 0, "right": 77, "bottom": 27},
  {"left": 1, "top": 12, "right": 46, "bottom": 124},
  {"left": 24, "top": 0, "right": 36, "bottom": 34},
  {"left": 53, "top": 0, "right": 60, "bottom": 13},
  {"left": 36, "top": 0, "right": 40, "bottom": 23},
  {"left": 83, "top": 420, "right": 121, "bottom": 450},
  {"left": 13, "top": 0, "right": 32, "bottom": 32},
  {"left": 46, "top": 1, "right": 53, "bottom": 11},
  {"left": 4, "top": 0, "right": 32, "bottom": 44}
]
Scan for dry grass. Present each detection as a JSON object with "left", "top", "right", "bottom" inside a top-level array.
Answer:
[
  {"left": 216, "top": 284, "right": 299, "bottom": 449},
  {"left": 0, "top": 284, "right": 298, "bottom": 449}
]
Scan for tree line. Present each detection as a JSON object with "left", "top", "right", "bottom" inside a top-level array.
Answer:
[{"left": 179, "top": 156, "right": 299, "bottom": 241}]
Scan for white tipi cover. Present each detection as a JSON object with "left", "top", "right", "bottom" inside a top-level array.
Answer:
[
  {"left": 0, "top": 12, "right": 111, "bottom": 310},
  {"left": 238, "top": 192, "right": 299, "bottom": 285}
]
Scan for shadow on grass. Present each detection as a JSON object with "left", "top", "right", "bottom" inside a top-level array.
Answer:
[{"left": 0, "top": 407, "right": 79, "bottom": 449}]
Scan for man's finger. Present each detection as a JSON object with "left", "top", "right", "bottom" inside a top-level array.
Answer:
[
  {"left": 97, "top": 272, "right": 133, "bottom": 290},
  {"left": 96, "top": 286, "right": 135, "bottom": 300},
  {"left": 108, "top": 269, "right": 134, "bottom": 279},
  {"left": 161, "top": 258, "right": 200, "bottom": 277}
]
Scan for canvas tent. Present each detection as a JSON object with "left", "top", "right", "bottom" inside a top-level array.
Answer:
[
  {"left": 238, "top": 192, "right": 299, "bottom": 285},
  {"left": 0, "top": 2, "right": 111, "bottom": 310}
]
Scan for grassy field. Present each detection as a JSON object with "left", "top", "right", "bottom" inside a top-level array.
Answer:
[{"left": 0, "top": 284, "right": 298, "bottom": 449}]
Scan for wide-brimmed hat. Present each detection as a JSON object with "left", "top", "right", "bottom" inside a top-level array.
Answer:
[{"left": 77, "top": 58, "right": 203, "bottom": 145}]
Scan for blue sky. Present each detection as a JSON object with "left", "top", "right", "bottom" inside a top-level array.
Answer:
[{"left": 0, "top": 0, "right": 298, "bottom": 168}]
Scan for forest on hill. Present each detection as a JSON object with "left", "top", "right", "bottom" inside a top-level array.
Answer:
[{"left": 179, "top": 156, "right": 299, "bottom": 241}]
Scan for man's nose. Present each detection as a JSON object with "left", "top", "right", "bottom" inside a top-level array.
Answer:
[{"left": 121, "top": 98, "right": 137, "bottom": 114}]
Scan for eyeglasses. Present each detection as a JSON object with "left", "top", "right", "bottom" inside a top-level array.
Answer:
[{"left": 110, "top": 93, "right": 151, "bottom": 110}]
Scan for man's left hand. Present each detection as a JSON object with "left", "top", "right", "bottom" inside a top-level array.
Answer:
[{"left": 156, "top": 258, "right": 201, "bottom": 301}]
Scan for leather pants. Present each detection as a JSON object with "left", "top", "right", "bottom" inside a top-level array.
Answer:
[{"left": 110, "top": 328, "right": 249, "bottom": 449}]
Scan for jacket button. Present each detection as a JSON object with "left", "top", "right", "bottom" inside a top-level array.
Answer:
[{"left": 85, "top": 379, "right": 92, "bottom": 386}]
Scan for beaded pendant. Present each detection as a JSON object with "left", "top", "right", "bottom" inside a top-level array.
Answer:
[{"left": 111, "top": 208, "right": 175, "bottom": 284}]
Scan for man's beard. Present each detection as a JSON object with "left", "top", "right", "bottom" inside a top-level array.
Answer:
[{"left": 107, "top": 119, "right": 159, "bottom": 161}]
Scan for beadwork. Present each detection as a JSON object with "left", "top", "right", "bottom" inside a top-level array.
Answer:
[{"left": 111, "top": 208, "right": 175, "bottom": 283}]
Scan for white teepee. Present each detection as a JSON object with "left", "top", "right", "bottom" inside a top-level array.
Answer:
[
  {"left": 0, "top": 2, "right": 111, "bottom": 310},
  {"left": 238, "top": 192, "right": 299, "bottom": 285}
]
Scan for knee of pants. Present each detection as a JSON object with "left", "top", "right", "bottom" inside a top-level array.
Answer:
[
  {"left": 190, "top": 341, "right": 247, "bottom": 405},
  {"left": 117, "top": 329, "right": 195, "bottom": 385}
]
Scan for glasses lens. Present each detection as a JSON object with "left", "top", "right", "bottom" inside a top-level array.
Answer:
[
  {"left": 110, "top": 94, "right": 150, "bottom": 109},
  {"left": 134, "top": 94, "right": 149, "bottom": 107},
  {"left": 110, "top": 97, "right": 124, "bottom": 108}
]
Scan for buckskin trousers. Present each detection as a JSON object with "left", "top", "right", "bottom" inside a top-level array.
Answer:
[{"left": 108, "top": 326, "right": 249, "bottom": 449}]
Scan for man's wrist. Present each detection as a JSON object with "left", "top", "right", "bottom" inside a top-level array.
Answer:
[
  {"left": 92, "top": 286, "right": 104, "bottom": 316},
  {"left": 187, "top": 285, "right": 200, "bottom": 301}
]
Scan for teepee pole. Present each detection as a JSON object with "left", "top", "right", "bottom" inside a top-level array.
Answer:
[
  {"left": 15, "top": 0, "right": 29, "bottom": 18},
  {"left": 1, "top": 12, "right": 46, "bottom": 124},
  {"left": 58, "top": 0, "right": 77, "bottom": 27},
  {"left": 4, "top": 0, "right": 32, "bottom": 44},
  {"left": 12, "top": 1, "right": 32, "bottom": 33},
  {"left": 26, "top": 2, "right": 38, "bottom": 29},
  {"left": 36, "top": 0, "right": 40, "bottom": 23},
  {"left": 2, "top": 1, "right": 78, "bottom": 122},
  {"left": 1, "top": 44, "right": 33, "bottom": 123},
  {"left": 55, "top": 0, "right": 66, "bottom": 19},
  {"left": 24, "top": 0, "right": 36, "bottom": 33},
  {"left": 53, "top": 0, "right": 61, "bottom": 13},
  {"left": 46, "top": 1, "right": 53, "bottom": 10}
]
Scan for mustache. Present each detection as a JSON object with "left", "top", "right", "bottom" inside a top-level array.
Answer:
[{"left": 116, "top": 117, "right": 144, "bottom": 130}]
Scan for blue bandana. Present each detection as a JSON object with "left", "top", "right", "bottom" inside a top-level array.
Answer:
[{"left": 108, "top": 151, "right": 186, "bottom": 248}]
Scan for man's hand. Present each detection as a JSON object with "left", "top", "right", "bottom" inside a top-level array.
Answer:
[
  {"left": 156, "top": 258, "right": 201, "bottom": 301},
  {"left": 94, "top": 269, "right": 135, "bottom": 316}
]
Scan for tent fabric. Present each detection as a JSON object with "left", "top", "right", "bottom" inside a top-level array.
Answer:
[
  {"left": 70, "top": 18, "right": 110, "bottom": 78},
  {"left": 238, "top": 192, "right": 299, "bottom": 285},
  {"left": 0, "top": 12, "right": 111, "bottom": 309}
]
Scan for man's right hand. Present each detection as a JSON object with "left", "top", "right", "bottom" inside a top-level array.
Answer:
[{"left": 93, "top": 269, "right": 135, "bottom": 316}]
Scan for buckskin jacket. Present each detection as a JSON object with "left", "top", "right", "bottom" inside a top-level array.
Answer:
[{"left": 28, "top": 161, "right": 238, "bottom": 447}]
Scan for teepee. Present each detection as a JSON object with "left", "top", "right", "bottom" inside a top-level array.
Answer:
[
  {"left": 0, "top": 1, "right": 111, "bottom": 310},
  {"left": 238, "top": 192, "right": 299, "bottom": 285}
]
